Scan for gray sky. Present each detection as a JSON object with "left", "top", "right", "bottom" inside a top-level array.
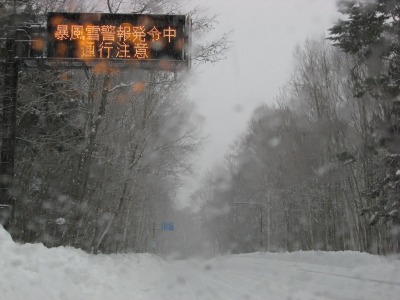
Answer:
[{"left": 177, "top": 0, "right": 341, "bottom": 207}]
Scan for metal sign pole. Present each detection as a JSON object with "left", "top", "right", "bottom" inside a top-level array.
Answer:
[
  {"left": 0, "top": 33, "right": 18, "bottom": 229},
  {"left": 150, "top": 222, "right": 156, "bottom": 253}
]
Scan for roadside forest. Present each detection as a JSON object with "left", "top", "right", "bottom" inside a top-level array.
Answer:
[
  {"left": 0, "top": 0, "right": 230, "bottom": 253},
  {"left": 2, "top": 0, "right": 399, "bottom": 257},
  {"left": 194, "top": 0, "right": 400, "bottom": 255}
]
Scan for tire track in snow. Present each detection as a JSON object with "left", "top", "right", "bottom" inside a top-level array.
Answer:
[
  {"left": 298, "top": 268, "right": 400, "bottom": 286},
  {"left": 212, "top": 255, "right": 400, "bottom": 300}
]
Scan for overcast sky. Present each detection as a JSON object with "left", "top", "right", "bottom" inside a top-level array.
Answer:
[{"left": 177, "top": 0, "right": 341, "bottom": 207}]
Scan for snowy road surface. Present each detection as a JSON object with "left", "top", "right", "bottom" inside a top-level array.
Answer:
[{"left": 1, "top": 227, "right": 399, "bottom": 300}]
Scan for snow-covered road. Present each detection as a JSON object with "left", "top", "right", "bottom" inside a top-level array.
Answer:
[
  {"left": 1, "top": 227, "right": 399, "bottom": 300},
  {"left": 140, "top": 253, "right": 400, "bottom": 300}
]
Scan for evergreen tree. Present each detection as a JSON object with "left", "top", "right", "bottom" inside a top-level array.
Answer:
[
  {"left": 329, "top": 0, "right": 400, "bottom": 97},
  {"left": 329, "top": 0, "right": 400, "bottom": 247}
]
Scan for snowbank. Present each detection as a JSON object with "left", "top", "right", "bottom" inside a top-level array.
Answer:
[
  {"left": 1, "top": 226, "right": 399, "bottom": 300},
  {"left": 0, "top": 226, "right": 163, "bottom": 300}
]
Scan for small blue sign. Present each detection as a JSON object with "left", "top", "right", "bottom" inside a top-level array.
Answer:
[{"left": 161, "top": 222, "right": 174, "bottom": 231}]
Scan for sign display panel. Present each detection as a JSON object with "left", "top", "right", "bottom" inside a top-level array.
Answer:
[
  {"left": 47, "top": 12, "right": 189, "bottom": 62},
  {"left": 161, "top": 222, "right": 174, "bottom": 231}
]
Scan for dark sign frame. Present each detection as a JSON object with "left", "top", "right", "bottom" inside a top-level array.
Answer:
[{"left": 47, "top": 12, "right": 190, "bottom": 65}]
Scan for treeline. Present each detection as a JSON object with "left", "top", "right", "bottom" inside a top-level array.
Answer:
[
  {"left": 194, "top": 0, "right": 400, "bottom": 254},
  {"left": 12, "top": 68, "right": 200, "bottom": 253},
  {"left": 0, "top": 0, "right": 230, "bottom": 253}
]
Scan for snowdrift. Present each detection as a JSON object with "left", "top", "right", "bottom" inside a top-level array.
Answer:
[{"left": 1, "top": 226, "right": 399, "bottom": 300}]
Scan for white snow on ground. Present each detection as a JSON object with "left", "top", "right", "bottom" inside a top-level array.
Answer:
[{"left": 1, "top": 226, "right": 400, "bottom": 300}]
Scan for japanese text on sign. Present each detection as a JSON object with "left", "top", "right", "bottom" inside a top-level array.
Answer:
[
  {"left": 47, "top": 13, "right": 188, "bottom": 61},
  {"left": 54, "top": 24, "right": 176, "bottom": 59}
]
